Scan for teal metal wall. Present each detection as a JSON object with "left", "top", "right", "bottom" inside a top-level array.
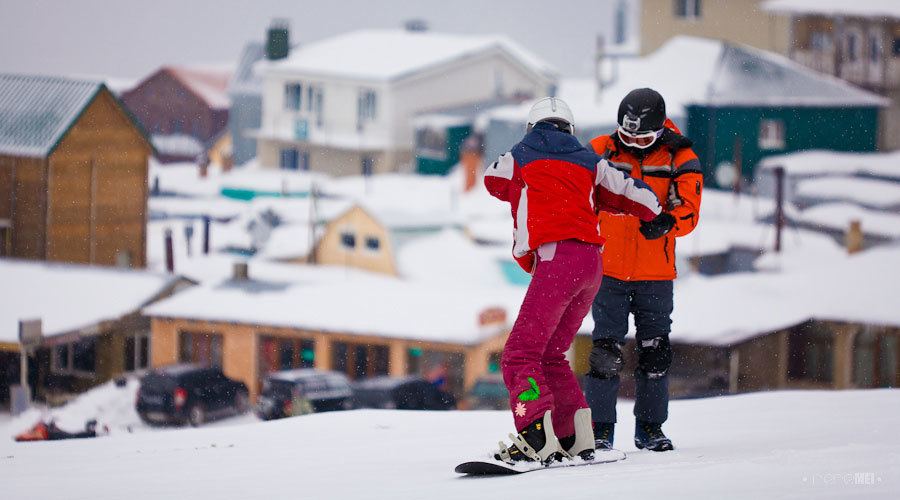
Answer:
[
  {"left": 686, "top": 106, "right": 879, "bottom": 189},
  {"left": 416, "top": 125, "right": 471, "bottom": 176}
]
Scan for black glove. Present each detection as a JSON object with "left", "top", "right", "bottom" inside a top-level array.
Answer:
[{"left": 639, "top": 212, "right": 675, "bottom": 240}]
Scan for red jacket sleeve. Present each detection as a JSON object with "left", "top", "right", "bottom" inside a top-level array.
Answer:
[
  {"left": 593, "top": 159, "right": 662, "bottom": 222},
  {"left": 483, "top": 152, "right": 515, "bottom": 201}
]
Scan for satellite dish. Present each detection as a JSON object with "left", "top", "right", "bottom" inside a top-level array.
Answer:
[{"left": 715, "top": 161, "right": 737, "bottom": 189}]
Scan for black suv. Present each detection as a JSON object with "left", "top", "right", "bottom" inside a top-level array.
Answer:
[
  {"left": 256, "top": 369, "right": 354, "bottom": 421},
  {"left": 352, "top": 376, "right": 456, "bottom": 410},
  {"left": 136, "top": 364, "right": 249, "bottom": 427}
]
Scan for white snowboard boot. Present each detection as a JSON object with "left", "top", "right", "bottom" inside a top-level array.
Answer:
[
  {"left": 560, "top": 407, "right": 595, "bottom": 460},
  {"left": 495, "top": 410, "right": 562, "bottom": 465}
]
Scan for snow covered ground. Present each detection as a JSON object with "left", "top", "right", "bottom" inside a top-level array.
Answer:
[{"left": 1, "top": 385, "right": 897, "bottom": 499}]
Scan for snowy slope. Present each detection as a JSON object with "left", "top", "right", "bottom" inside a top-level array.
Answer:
[{"left": 1, "top": 388, "right": 898, "bottom": 499}]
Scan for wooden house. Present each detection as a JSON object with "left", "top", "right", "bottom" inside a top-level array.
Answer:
[
  {"left": 144, "top": 263, "right": 520, "bottom": 402},
  {"left": 312, "top": 205, "right": 397, "bottom": 276},
  {"left": 121, "top": 66, "right": 231, "bottom": 163},
  {"left": 0, "top": 74, "right": 154, "bottom": 268}
]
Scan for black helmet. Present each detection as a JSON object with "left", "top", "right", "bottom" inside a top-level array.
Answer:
[{"left": 617, "top": 88, "right": 666, "bottom": 133}]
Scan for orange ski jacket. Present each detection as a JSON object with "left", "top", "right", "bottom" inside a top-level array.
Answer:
[{"left": 587, "top": 119, "right": 703, "bottom": 281}]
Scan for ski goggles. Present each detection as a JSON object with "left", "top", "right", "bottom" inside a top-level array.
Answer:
[{"left": 617, "top": 126, "right": 664, "bottom": 149}]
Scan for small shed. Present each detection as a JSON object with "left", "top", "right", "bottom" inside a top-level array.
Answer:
[
  {"left": 686, "top": 42, "right": 888, "bottom": 189},
  {"left": 0, "top": 74, "right": 154, "bottom": 267}
]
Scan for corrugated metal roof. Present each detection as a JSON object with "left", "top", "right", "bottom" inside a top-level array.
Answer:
[{"left": 0, "top": 74, "right": 103, "bottom": 158}]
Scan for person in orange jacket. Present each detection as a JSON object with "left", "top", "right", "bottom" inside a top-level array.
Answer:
[{"left": 584, "top": 88, "right": 703, "bottom": 452}]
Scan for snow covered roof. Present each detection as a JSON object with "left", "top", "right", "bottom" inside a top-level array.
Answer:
[
  {"left": 166, "top": 66, "right": 231, "bottom": 110},
  {"left": 701, "top": 43, "right": 888, "bottom": 107},
  {"left": 666, "top": 243, "right": 900, "bottom": 346},
  {"left": 0, "top": 260, "right": 185, "bottom": 345},
  {"left": 764, "top": 0, "right": 900, "bottom": 18},
  {"left": 0, "top": 74, "right": 103, "bottom": 158},
  {"left": 228, "top": 42, "right": 265, "bottom": 96},
  {"left": 144, "top": 264, "right": 524, "bottom": 346},
  {"left": 485, "top": 35, "right": 886, "bottom": 129},
  {"left": 261, "top": 29, "right": 557, "bottom": 82},
  {"left": 794, "top": 176, "right": 900, "bottom": 210},
  {"left": 758, "top": 150, "right": 900, "bottom": 181},
  {"left": 151, "top": 134, "right": 204, "bottom": 158}
]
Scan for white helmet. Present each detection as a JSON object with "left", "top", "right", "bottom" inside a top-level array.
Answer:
[{"left": 526, "top": 97, "right": 575, "bottom": 134}]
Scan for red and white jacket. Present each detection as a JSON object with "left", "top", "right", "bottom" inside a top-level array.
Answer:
[{"left": 484, "top": 123, "right": 662, "bottom": 272}]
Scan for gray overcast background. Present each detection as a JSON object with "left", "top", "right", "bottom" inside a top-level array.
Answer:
[{"left": 0, "top": 0, "right": 618, "bottom": 81}]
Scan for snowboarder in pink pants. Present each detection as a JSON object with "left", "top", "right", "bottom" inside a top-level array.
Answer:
[{"left": 484, "top": 97, "right": 668, "bottom": 464}]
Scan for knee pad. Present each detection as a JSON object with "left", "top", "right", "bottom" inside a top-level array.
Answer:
[
  {"left": 587, "top": 339, "right": 624, "bottom": 379},
  {"left": 637, "top": 336, "right": 672, "bottom": 379}
]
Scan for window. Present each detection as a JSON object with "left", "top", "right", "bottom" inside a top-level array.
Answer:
[
  {"left": 788, "top": 323, "right": 833, "bottom": 383},
  {"left": 285, "top": 83, "right": 302, "bottom": 111},
  {"left": 53, "top": 338, "right": 96, "bottom": 375},
  {"left": 759, "top": 119, "right": 785, "bottom": 150},
  {"left": 179, "top": 332, "right": 223, "bottom": 368},
  {"left": 810, "top": 32, "right": 832, "bottom": 52},
  {"left": 172, "top": 119, "right": 183, "bottom": 134},
  {"left": 357, "top": 89, "right": 377, "bottom": 129},
  {"left": 847, "top": 33, "right": 859, "bottom": 62},
  {"left": 280, "top": 148, "right": 299, "bottom": 170},
  {"left": 124, "top": 333, "right": 150, "bottom": 372},
  {"left": 365, "top": 236, "right": 380, "bottom": 252},
  {"left": 301, "top": 151, "right": 310, "bottom": 171},
  {"left": 362, "top": 156, "right": 374, "bottom": 177},
  {"left": 893, "top": 38, "right": 900, "bottom": 56},
  {"left": 870, "top": 33, "right": 881, "bottom": 62},
  {"left": 416, "top": 128, "right": 447, "bottom": 160},
  {"left": 0, "top": 222, "right": 10, "bottom": 257},
  {"left": 674, "top": 0, "right": 701, "bottom": 19},
  {"left": 340, "top": 231, "right": 356, "bottom": 249}
]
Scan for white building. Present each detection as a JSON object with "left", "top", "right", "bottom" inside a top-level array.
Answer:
[{"left": 254, "top": 29, "right": 556, "bottom": 176}]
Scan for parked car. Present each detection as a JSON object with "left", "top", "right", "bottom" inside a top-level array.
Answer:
[
  {"left": 136, "top": 364, "right": 249, "bottom": 427},
  {"left": 465, "top": 373, "right": 509, "bottom": 410},
  {"left": 353, "top": 376, "right": 456, "bottom": 410},
  {"left": 256, "top": 369, "right": 354, "bottom": 421}
]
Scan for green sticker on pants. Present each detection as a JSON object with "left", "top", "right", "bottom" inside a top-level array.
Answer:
[{"left": 518, "top": 377, "right": 540, "bottom": 401}]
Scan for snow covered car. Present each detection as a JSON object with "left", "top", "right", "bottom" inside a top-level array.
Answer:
[
  {"left": 136, "top": 364, "right": 249, "bottom": 427},
  {"left": 352, "top": 376, "right": 456, "bottom": 410},
  {"left": 255, "top": 369, "right": 354, "bottom": 420}
]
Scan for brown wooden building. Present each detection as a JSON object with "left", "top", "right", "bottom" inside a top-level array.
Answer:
[
  {"left": 121, "top": 66, "right": 231, "bottom": 163},
  {"left": 0, "top": 74, "right": 154, "bottom": 268},
  {"left": 569, "top": 318, "right": 900, "bottom": 401},
  {"left": 144, "top": 264, "right": 516, "bottom": 402}
]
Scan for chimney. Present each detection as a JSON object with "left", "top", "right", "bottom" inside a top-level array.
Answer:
[
  {"left": 266, "top": 19, "right": 290, "bottom": 61},
  {"left": 233, "top": 261, "right": 249, "bottom": 281},
  {"left": 845, "top": 220, "right": 864, "bottom": 255},
  {"left": 404, "top": 19, "right": 428, "bottom": 32},
  {"left": 595, "top": 35, "right": 605, "bottom": 103}
]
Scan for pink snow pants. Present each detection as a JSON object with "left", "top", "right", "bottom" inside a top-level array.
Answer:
[{"left": 501, "top": 239, "right": 604, "bottom": 438}]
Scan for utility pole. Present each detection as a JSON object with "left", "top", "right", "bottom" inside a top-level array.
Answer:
[{"left": 774, "top": 166, "right": 785, "bottom": 252}]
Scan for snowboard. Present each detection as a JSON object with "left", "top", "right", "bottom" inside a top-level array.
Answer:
[{"left": 455, "top": 448, "right": 626, "bottom": 476}]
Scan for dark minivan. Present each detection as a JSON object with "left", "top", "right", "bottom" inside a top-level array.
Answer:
[
  {"left": 136, "top": 364, "right": 249, "bottom": 427},
  {"left": 353, "top": 376, "right": 456, "bottom": 410},
  {"left": 256, "top": 369, "right": 354, "bottom": 420}
]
